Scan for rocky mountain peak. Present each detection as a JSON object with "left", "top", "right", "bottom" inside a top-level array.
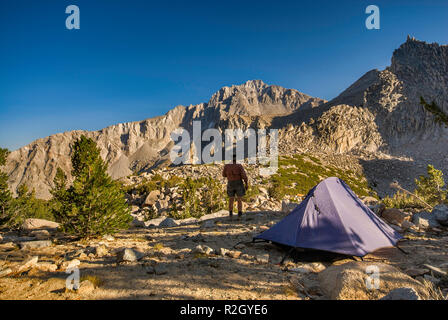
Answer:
[{"left": 390, "top": 37, "right": 448, "bottom": 92}]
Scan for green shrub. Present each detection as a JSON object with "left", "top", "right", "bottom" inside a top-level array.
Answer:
[
  {"left": 415, "top": 164, "right": 446, "bottom": 206},
  {"left": 382, "top": 191, "right": 424, "bottom": 209}
]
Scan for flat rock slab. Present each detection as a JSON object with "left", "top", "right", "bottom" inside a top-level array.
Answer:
[
  {"left": 199, "top": 210, "right": 229, "bottom": 221},
  {"left": 21, "top": 218, "right": 59, "bottom": 232},
  {"left": 318, "top": 261, "right": 429, "bottom": 300},
  {"left": 19, "top": 240, "right": 52, "bottom": 250}
]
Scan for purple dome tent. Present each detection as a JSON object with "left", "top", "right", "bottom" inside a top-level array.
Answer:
[{"left": 254, "top": 177, "right": 402, "bottom": 257}]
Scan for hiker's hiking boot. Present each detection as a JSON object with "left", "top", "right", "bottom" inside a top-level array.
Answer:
[
  {"left": 237, "top": 212, "right": 242, "bottom": 220},
  {"left": 229, "top": 212, "right": 233, "bottom": 220}
]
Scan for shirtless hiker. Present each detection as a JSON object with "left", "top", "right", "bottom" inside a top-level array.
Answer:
[{"left": 222, "top": 154, "right": 249, "bottom": 218}]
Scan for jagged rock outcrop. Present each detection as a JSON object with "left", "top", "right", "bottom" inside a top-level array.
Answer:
[
  {"left": 315, "top": 105, "right": 383, "bottom": 153},
  {"left": 329, "top": 37, "right": 448, "bottom": 150}
]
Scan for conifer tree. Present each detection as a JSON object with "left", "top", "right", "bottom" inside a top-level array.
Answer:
[
  {"left": 52, "top": 135, "right": 132, "bottom": 237},
  {"left": 415, "top": 164, "right": 447, "bottom": 206},
  {"left": 0, "top": 148, "right": 12, "bottom": 224}
]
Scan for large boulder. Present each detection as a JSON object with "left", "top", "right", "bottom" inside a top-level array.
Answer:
[
  {"left": 412, "top": 211, "right": 441, "bottom": 229},
  {"left": 318, "top": 261, "right": 429, "bottom": 300},
  {"left": 142, "top": 190, "right": 161, "bottom": 207},
  {"left": 21, "top": 219, "right": 59, "bottom": 232},
  {"left": 432, "top": 204, "right": 448, "bottom": 227},
  {"left": 381, "top": 208, "right": 408, "bottom": 226}
]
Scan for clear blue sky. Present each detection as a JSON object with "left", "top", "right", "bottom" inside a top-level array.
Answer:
[{"left": 1, "top": 0, "right": 447, "bottom": 150}]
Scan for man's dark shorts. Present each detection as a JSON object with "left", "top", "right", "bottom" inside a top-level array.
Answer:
[{"left": 227, "top": 180, "right": 246, "bottom": 197}]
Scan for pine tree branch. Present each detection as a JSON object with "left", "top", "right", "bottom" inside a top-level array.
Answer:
[{"left": 390, "top": 181, "right": 433, "bottom": 210}]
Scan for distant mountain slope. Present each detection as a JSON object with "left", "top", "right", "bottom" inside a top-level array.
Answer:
[
  {"left": 5, "top": 37, "right": 448, "bottom": 199},
  {"left": 5, "top": 80, "right": 325, "bottom": 199}
]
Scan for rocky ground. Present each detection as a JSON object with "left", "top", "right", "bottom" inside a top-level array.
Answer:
[{"left": 1, "top": 204, "right": 448, "bottom": 300}]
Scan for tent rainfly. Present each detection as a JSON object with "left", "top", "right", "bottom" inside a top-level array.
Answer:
[{"left": 254, "top": 177, "right": 402, "bottom": 257}]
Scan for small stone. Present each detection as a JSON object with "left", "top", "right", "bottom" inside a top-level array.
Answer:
[
  {"left": 35, "top": 262, "right": 58, "bottom": 272},
  {"left": 16, "top": 256, "right": 39, "bottom": 272},
  {"left": 380, "top": 287, "right": 420, "bottom": 300},
  {"left": 241, "top": 254, "right": 252, "bottom": 260},
  {"left": 226, "top": 250, "right": 242, "bottom": 259},
  {"left": 309, "top": 262, "right": 326, "bottom": 273},
  {"left": 0, "top": 268, "right": 12, "bottom": 277},
  {"left": 94, "top": 245, "right": 109, "bottom": 257},
  {"left": 193, "top": 245, "right": 205, "bottom": 254},
  {"left": 102, "top": 234, "right": 115, "bottom": 241},
  {"left": 19, "top": 240, "right": 52, "bottom": 250},
  {"left": 216, "top": 248, "right": 229, "bottom": 256},
  {"left": 159, "top": 218, "right": 178, "bottom": 228},
  {"left": 29, "top": 230, "right": 51, "bottom": 240},
  {"left": 77, "top": 280, "right": 95, "bottom": 295},
  {"left": 117, "top": 248, "right": 144, "bottom": 263},
  {"left": 202, "top": 246, "right": 214, "bottom": 255},
  {"left": 256, "top": 253, "right": 270, "bottom": 264}
]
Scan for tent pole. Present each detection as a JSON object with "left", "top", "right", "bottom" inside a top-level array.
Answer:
[
  {"left": 396, "top": 245, "right": 409, "bottom": 255},
  {"left": 233, "top": 239, "right": 266, "bottom": 249}
]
